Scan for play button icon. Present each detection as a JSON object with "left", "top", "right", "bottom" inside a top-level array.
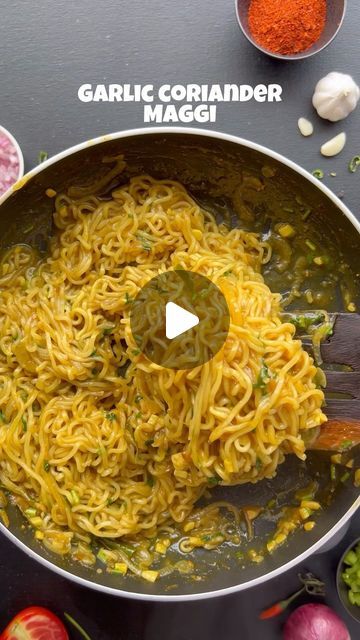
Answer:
[
  {"left": 130, "top": 270, "right": 230, "bottom": 370},
  {"left": 165, "top": 302, "right": 199, "bottom": 339}
]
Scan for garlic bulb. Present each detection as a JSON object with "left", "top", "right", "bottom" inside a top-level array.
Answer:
[{"left": 312, "top": 72, "right": 360, "bottom": 122}]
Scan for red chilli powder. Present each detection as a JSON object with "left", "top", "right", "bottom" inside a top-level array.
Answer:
[{"left": 248, "top": 0, "right": 327, "bottom": 56}]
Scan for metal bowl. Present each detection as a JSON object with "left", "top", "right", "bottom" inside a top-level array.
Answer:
[
  {"left": 337, "top": 536, "right": 360, "bottom": 623},
  {"left": 235, "top": 0, "right": 347, "bottom": 61},
  {"left": 0, "top": 127, "right": 359, "bottom": 601}
]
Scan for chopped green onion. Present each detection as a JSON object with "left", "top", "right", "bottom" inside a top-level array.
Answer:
[
  {"left": 330, "top": 464, "right": 336, "bottom": 481},
  {"left": 69, "top": 489, "right": 80, "bottom": 506},
  {"left": 0, "top": 410, "right": 6, "bottom": 423},
  {"left": 125, "top": 292, "right": 133, "bottom": 304},
  {"left": 340, "top": 439, "right": 354, "bottom": 451},
  {"left": 305, "top": 239, "right": 316, "bottom": 251},
  {"left": 340, "top": 471, "right": 350, "bottom": 483},
  {"left": 105, "top": 412, "right": 116, "bottom": 421},
  {"left": 38, "top": 151, "right": 48, "bottom": 164},
  {"left": 102, "top": 325, "right": 115, "bottom": 336},
  {"left": 208, "top": 475, "right": 221, "bottom": 486},
  {"left": 21, "top": 416, "right": 27, "bottom": 432},
  {"left": 24, "top": 507, "right": 37, "bottom": 518},
  {"left": 312, "top": 169, "right": 324, "bottom": 180},
  {"left": 43, "top": 461, "right": 50, "bottom": 472},
  {"left": 349, "top": 156, "right": 360, "bottom": 173},
  {"left": 147, "top": 474, "right": 154, "bottom": 487}
]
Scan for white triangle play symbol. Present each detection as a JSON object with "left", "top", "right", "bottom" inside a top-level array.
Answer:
[{"left": 165, "top": 302, "right": 199, "bottom": 340}]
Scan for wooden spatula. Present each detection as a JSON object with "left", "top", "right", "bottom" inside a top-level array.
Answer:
[{"left": 301, "top": 313, "right": 360, "bottom": 452}]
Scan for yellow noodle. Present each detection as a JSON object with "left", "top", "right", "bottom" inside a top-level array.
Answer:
[{"left": 0, "top": 175, "right": 325, "bottom": 551}]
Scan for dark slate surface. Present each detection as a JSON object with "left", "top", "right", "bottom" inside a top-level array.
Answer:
[{"left": 0, "top": 1, "right": 359, "bottom": 638}]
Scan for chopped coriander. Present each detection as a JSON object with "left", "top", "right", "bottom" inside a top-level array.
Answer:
[
  {"left": 106, "top": 412, "right": 116, "bottom": 421},
  {"left": 202, "top": 534, "right": 212, "bottom": 542},
  {"left": 135, "top": 411, "right": 142, "bottom": 420},
  {"left": 132, "top": 348, "right": 141, "bottom": 356},
  {"left": 340, "top": 471, "right": 350, "bottom": 483},
  {"left": 312, "top": 169, "right": 324, "bottom": 180},
  {"left": 43, "top": 461, "right": 50, "bottom": 472},
  {"left": 208, "top": 476, "right": 221, "bottom": 486},
  {"left": 253, "top": 361, "right": 272, "bottom": 391},
  {"left": 90, "top": 350, "right": 98, "bottom": 357},
  {"left": 21, "top": 416, "right": 27, "bottom": 432},
  {"left": 38, "top": 150, "right": 48, "bottom": 164},
  {"left": 349, "top": 155, "right": 360, "bottom": 173}
]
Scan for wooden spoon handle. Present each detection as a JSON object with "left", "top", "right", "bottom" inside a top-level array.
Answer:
[{"left": 308, "top": 420, "right": 360, "bottom": 451}]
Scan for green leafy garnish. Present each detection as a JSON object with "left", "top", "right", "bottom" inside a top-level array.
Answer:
[
  {"left": 125, "top": 292, "right": 133, "bottom": 305},
  {"left": 330, "top": 464, "right": 336, "bottom": 481},
  {"left": 132, "top": 348, "right": 141, "bottom": 356},
  {"left": 21, "top": 416, "right": 27, "bottom": 432},
  {"left": 208, "top": 476, "right": 221, "bottom": 486},
  {"left": 43, "top": 461, "right": 50, "bottom": 472},
  {"left": 349, "top": 156, "right": 360, "bottom": 173},
  {"left": 287, "top": 312, "right": 324, "bottom": 331},
  {"left": 90, "top": 350, "right": 98, "bottom": 357},
  {"left": 0, "top": 410, "right": 6, "bottom": 423},
  {"left": 235, "top": 550, "right": 244, "bottom": 560},
  {"left": 147, "top": 474, "right": 154, "bottom": 487},
  {"left": 312, "top": 169, "right": 324, "bottom": 180},
  {"left": 253, "top": 361, "right": 272, "bottom": 390},
  {"left": 38, "top": 150, "right": 48, "bottom": 164},
  {"left": 106, "top": 412, "right": 116, "bottom": 421}
]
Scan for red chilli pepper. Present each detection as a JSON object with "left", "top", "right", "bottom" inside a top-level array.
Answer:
[
  {"left": 259, "top": 573, "right": 326, "bottom": 620},
  {"left": 259, "top": 588, "right": 305, "bottom": 619}
]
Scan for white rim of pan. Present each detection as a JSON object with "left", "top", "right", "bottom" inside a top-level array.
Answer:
[{"left": 0, "top": 126, "right": 359, "bottom": 602}]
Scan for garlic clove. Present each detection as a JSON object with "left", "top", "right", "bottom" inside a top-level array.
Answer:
[
  {"left": 320, "top": 132, "right": 346, "bottom": 157},
  {"left": 298, "top": 117, "right": 314, "bottom": 137}
]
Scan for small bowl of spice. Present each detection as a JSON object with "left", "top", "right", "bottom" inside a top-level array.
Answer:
[{"left": 235, "top": 0, "right": 347, "bottom": 61}]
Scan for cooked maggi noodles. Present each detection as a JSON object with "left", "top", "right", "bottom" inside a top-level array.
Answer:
[{"left": 0, "top": 174, "right": 326, "bottom": 575}]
